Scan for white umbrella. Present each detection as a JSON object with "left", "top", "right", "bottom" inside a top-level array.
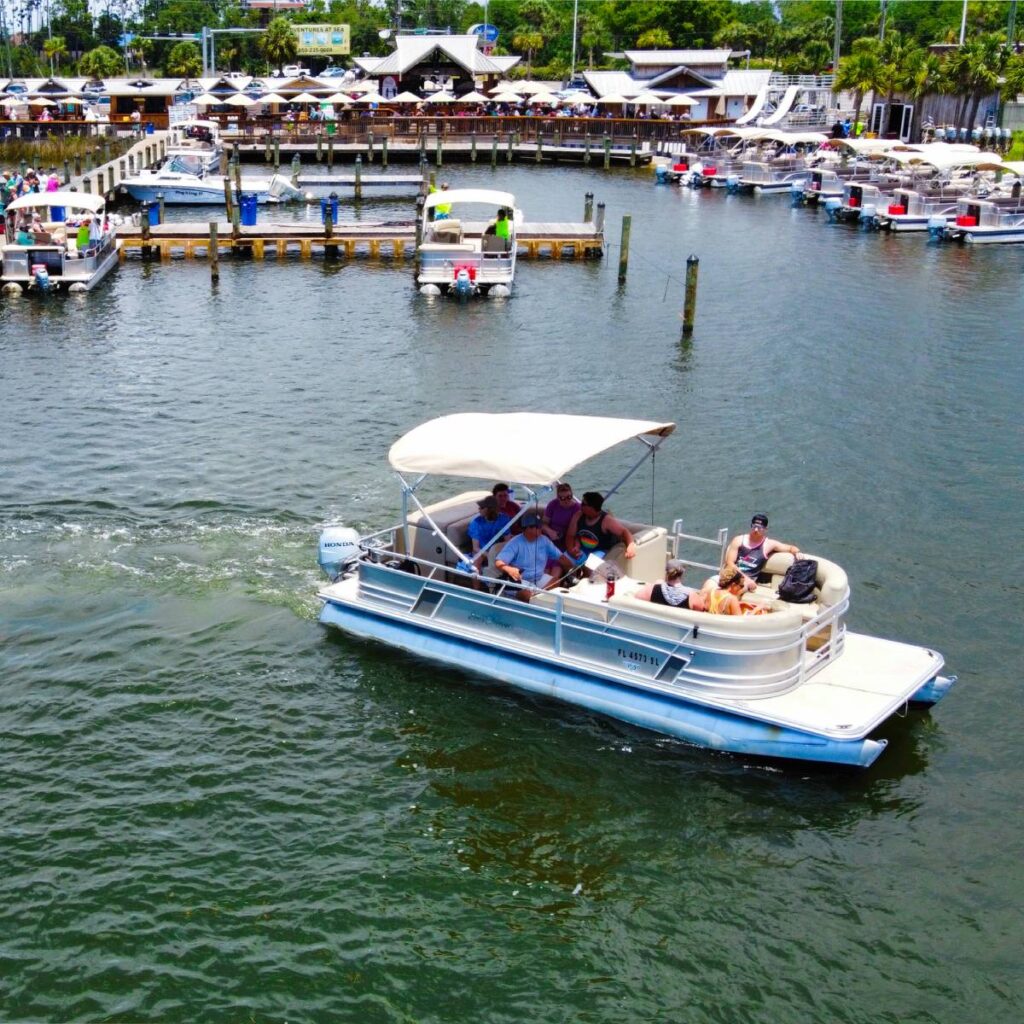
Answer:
[
  {"left": 455, "top": 90, "right": 489, "bottom": 103},
  {"left": 631, "top": 91, "right": 668, "bottom": 106},
  {"left": 516, "top": 81, "right": 553, "bottom": 95},
  {"left": 390, "top": 91, "right": 423, "bottom": 104},
  {"left": 191, "top": 93, "right": 221, "bottom": 106},
  {"left": 528, "top": 94, "right": 562, "bottom": 107},
  {"left": 224, "top": 93, "right": 255, "bottom": 106},
  {"left": 27, "top": 96, "right": 56, "bottom": 106},
  {"left": 346, "top": 81, "right": 378, "bottom": 93},
  {"left": 426, "top": 91, "right": 457, "bottom": 103},
  {"left": 59, "top": 96, "right": 85, "bottom": 105},
  {"left": 290, "top": 92, "right": 324, "bottom": 103},
  {"left": 257, "top": 93, "right": 289, "bottom": 105},
  {"left": 663, "top": 94, "right": 698, "bottom": 108},
  {"left": 353, "top": 93, "right": 384, "bottom": 105},
  {"left": 596, "top": 94, "right": 632, "bottom": 105},
  {"left": 324, "top": 92, "right": 353, "bottom": 105},
  {"left": 494, "top": 92, "right": 525, "bottom": 104}
]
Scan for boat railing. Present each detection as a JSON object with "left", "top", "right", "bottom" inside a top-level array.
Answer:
[{"left": 669, "top": 520, "right": 727, "bottom": 575}]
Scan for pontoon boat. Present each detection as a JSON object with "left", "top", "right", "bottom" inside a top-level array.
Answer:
[{"left": 316, "top": 414, "right": 955, "bottom": 768}]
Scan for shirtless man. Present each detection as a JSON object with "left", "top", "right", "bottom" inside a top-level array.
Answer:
[{"left": 723, "top": 513, "right": 801, "bottom": 591}]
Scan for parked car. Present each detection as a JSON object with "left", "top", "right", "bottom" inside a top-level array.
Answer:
[{"left": 274, "top": 64, "right": 311, "bottom": 78}]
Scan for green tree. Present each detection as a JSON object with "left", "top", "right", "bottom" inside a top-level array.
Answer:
[
  {"left": 1002, "top": 51, "right": 1024, "bottom": 102},
  {"left": 834, "top": 38, "right": 881, "bottom": 126},
  {"left": 636, "top": 28, "right": 672, "bottom": 49},
  {"left": 78, "top": 44, "right": 124, "bottom": 78},
  {"left": 875, "top": 31, "right": 919, "bottom": 136},
  {"left": 43, "top": 35, "right": 68, "bottom": 75},
  {"left": 166, "top": 41, "right": 202, "bottom": 79},
  {"left": 512, "top": 28, "right": 544, "bottom": 77},
  {"left": 960, "top": 35, "right": 1006, "bottom": 134},
  {"left": 260, "top": 16, "right": 298, "bottom": 72},
  {"left": 905, "top": 50, "right": 944, "bottom": 141}
]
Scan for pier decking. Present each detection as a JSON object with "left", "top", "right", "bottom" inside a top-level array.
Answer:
[{"left": 117, "top": 220, "right": 604, "bottom": 261}]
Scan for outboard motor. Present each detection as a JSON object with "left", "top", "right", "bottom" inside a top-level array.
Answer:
[
  {"left": 824, "top": 196, "right": 842, "bottom": 221},
  {"left": 859, "top": 203, "right": 878, "bottom": 229},
  {"left": 32, "top": 263, "right": 51, "bottom": 292},
  {"left": 725, "top": 173, "right": 741, "bottom": 193},
  {"left": 318, "top": 526, "right": 362, "bottom": 579},
  {"left": 654, "top": 164, "right": 668, "bottom": 184},
  {"left": 453, "top": 266, "right": 474, "bottom": 299},
  {"left": 790, "top": 180, "right": 806, "bottom": 205},
  {"left": 927, "top": 215, "right": 948, "bottom": 242}
]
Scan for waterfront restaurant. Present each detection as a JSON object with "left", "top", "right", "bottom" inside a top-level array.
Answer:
[{"left": 353, "top": 33, "right": 519, "bottom": 99}]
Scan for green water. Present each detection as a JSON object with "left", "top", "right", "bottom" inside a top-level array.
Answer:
[{"left": 1, "top": 166, "right": 1021, "bottom": 1022}]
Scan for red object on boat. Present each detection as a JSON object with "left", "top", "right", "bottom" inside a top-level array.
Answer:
[
  {"left": 956, "top": 215, "right": 977, "bottom": 227},
  {"left": 888, "top": 204, "right": 906, "bottom": 215},
  {"left": 673, "top": 162, "right": 688, "bottom": 172},
  {"left": 452, "top": 263, "right": 477, "bottom": 282},
  {"left": 849, "top": 196, "right": 860, "bottom": 208},
  {"left": 703, "top": 166, "right": 717, "bottom": 175}
]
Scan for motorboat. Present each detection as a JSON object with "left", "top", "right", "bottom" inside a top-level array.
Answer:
[
  {"left": 826, "top": 180, "right": 895, "bottom": 224},
  {"left": 938, "top": 193, "right": 1024, "bottom": 243},
  {"left": 2, "top": 191, "right": 118, "bottom": 293},
  {"left": 733, "top": 160, "right": 812, "bottom": 195},
  {"left": 417, "top": 188, "right": 519, "bottom": 298},
  {"left": 119, "top": 155, "right": 306, "bottom": 205},
  {"left": 164, "top": 117, "right": 223, "bottom": 173},
  {"left": 315, "top": 413, "right": 955, "bottom": 768}
]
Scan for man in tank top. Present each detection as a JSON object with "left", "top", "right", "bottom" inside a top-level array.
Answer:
[
  {"left": 723, "top": 513, "right": 802, "bottom": 591},
  {"left": 565, "top": 492, "right": 636, "bottom": 564}
]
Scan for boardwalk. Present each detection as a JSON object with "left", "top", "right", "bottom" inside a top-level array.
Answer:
[{"left": 117, "top": 220, "right": 604, "bottom": 262}]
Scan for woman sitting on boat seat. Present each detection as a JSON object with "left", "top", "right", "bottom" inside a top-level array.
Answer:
[
  {"left": 634, "top": 560, "right": 708, "bottom": 611},
  {"left": 705, "top": 566, "right": 746, "bottom": 615}
]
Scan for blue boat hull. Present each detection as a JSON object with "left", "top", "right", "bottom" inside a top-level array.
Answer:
[{"left": 319, "top": 598, "right": 890, "bottom": 768}]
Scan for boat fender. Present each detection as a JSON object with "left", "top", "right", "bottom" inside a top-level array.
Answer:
[
  {"left": 419, "top": 284, "right": 442, "bottom": 296},
  {"left": 2, "top": 281, "right": 23, "bottom": 296},
  {"left": 318, "top": 526, "right": 361, "bottom": 579},
  {"left": 726, "top": 174, "right": 740, "bottom": 192},
  {"left": 68, "top": 282, "right": 88, "bottom": 293},
  {"left": 489, "top": 284, "right": 511, "bottom": 298},
  {"left": 654, "top": 165, "right": 668, "bottom": 184}
]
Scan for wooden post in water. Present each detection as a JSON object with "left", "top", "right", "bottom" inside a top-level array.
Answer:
[
  {"left": 584, "top": 130, "right": 591, "bottom": 165},
  {"left": 140, "top": 202, "right": 151, "bottom": 244},
  {"left": 273, "top": 136, "right": 280, "bottom": 171},
  {"left": 63, "top": 158, "right": 71, "bottom": 184},
  {"left": 157, "top": 192, "right": 165, "bottom": 224},
  {"left": 435, "top": 135, "right": 443, "bottom": 168},
  {"left": 491, "top": 135, "right": 498, "bottom": 168},
  {"left": 630, "top": 137, "right": 637, "bottom": 167},
  {"left": 414, "top": 195, "right": 425, "bottom": 276},
  {"left": 82, "top": 176, "right": 91, "bottom": 194},
  {"left": 325, "top": 192, "right": 337, "bottom": 251},
  {"left": 536, "top": 133, "right": 542, "bottom": 163},
  {"left": 128, "top": 154, "right": 135, "bottom": 176},
  {"left": 618, "top": 215, "right": 631, "bottom": 283},
  {"left": 291, "top": 152, "right": 301, "bottom": 185},
  {"left": 354, "top": 155, "right": 363, "bottom": 200},
  {"left": 327, "top": 137, "right": 334, "bottom": 169},
  {"left": 264, "top": 134, "right": 271, "bottom": 162},
  {"left": 233, "top": 163, "right": 242, "bottom": 203},
  {"left": 316, "top": 135, "right": 323, "bottom": 162},
  {"left": 584, "top": 192, "right": 593, "bottom": 223},
  {"left": 470, "top": 131, "right": 477, "bottom": 162},
  {"left": 595, "top": 201, "right": 606, "bottom": 233},
  {"left": 219, "top": 149, "right": 228, "bottom": 176},
  {"left": 223, "top": 177, "right": 234, "bottom": 221},
  {"left": 682, "top": 254, "right": 699, "bottom": 337},
  {"left": 74, "top": 154, "right": 82, "bottom": 176},
  {"left": 507, "top": 132, "right": 514, "bottom": 163},
  {"left": 209, "top": 221, "right": 219, "bottom": 282},
  {"left": 231, "top": 203, "right": 240, "bottom": 240},
  {"left": 382, "top": 136, "right": 389, "bottom": 167},
  {"left": 367, "top": 131, "right": 374, "bottom": 163},
  {"left": 118, "top": 159, "right": 126, "bottom": 183},
  {"left": 603, "top": 136, "right": 611, "bottom": 170}
]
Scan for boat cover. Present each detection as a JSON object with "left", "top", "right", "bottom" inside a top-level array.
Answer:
[
  {"left": 423, "top": 188, "right": 516, "bottom": 211},
  {"left": 4, "top": 191, "right": 105, "bottom": 213},
  {"left": 388, "top": 413, "right": 675, "bottom": 484}
]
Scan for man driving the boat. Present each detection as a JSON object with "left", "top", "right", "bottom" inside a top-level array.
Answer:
[
  {"left": 467, "top": 495, "right": 512, "bottom": 573},
  {"left": 723, "top": 513, "right": 802, "bottom": 591},
  {"left": 494, "top": 514, "right": 573, "bottom": 600},
  {"left": 565, "top": 492, "right": 636, "bottom": 564}
]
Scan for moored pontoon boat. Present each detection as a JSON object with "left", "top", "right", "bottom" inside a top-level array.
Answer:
[{"left": 316, "top": 413, "right": 955, "bottom": 768}]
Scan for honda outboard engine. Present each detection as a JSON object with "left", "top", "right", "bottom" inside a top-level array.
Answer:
[
  {"left": 927, "top": 215, "right": 948, "bottom": 242},
  {"left": 318, "top": 526, "right": 361, "bottom": 579},
  {"left": 824, "top": 196, "right": 842, "bottom": 221},
  {"left": 725, "top": 173, "right": 740, "bottom": 193},
  {"left": 453, "top": 267, "right": 474, "bottom": 299},
  {"left": 654, "top": 164, "right": 668, "bottom": 184},
  {"left": 859, "top": 203, "right": 878, "bottom": 229},
  {"left": 32, "top": 264, "right": 51, "bottom": 292}
]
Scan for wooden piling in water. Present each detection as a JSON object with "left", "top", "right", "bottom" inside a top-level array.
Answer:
[
  {"left": 471, "top": 132, "right": 477, "bottom": 163},
  {"left": 264, "top": 134, "right": 271, "bottom": 162},
  {"left": 354, "top": 156, "right": 363, "bottom": 200},
  {"left": 491, "top": 135, "right": 498, "bottom": 168},
  {"left": 618, "top": 215, "right": 631, "bottom": 283},
  {"left": 507, "top": 133, "right": 514, "bottom": 163},
  {"left": 157, "top": 193, "right": 165, "bottom": 224},
  {"left": 595, "top": 201, "right": 606, "bottom": 233},
  {"left": 316, "top": 136, "right": 323, "bottom": 162},
  {"left": 682, "top": 254, "right": 699, "bottom": 337},
  {"left": 584, "top": 192, "right": 593, "bottom": 223},
  {"left": 435, "top": 135, "right": 443, "bottom": 168},
  {"left": 82, "top": 176, "right": 91, "bottom": 194},
  {"left": 209, "top": 222, "right": 219, "bottom": 282},
  {"left": 327, "top": 137, "right": 334, "bottom": 169},
  {"left": 273, "top": 137, "right": 280, "bottom": 171},
  {"left": 584, "top": 131, "right": 591, "bottom": 165},
  {"left": 382, "top": 136, "right": 389, "bottom": 167},
  {"left": 220, "top": 149, "right": 228, "bottom": 176},
  {"left": 367, "top": 131, "right": 374, "bottom": 163},
  {"left": 536, "top": 135, "right": 542, "bottom": 163},
  {"left": 63, "top": 158, "right": 71, "bottom": 184},
  {"left": 223, "top": 178, "right": 234, "bottom": 221},
  {"left": 603, "top": 137, "right": 612, "bottom": 170}
]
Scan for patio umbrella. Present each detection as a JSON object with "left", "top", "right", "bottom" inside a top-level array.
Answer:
[
  {"left": 663, "top": 94, "right": 697, "bottom": 108},
  {"left": 191, "top": 93, "right": 221, "bottom": 106},
  {"left": 426, "top": 91, "right": 456, "bottom": 103},
  {"left": 631, "top": 91, "right": 668, "bottom": 106},
  {"left": 595, "top": 94, "right": 631, "bottom": 105},
  {"left": 455, "top": 91, "right": 489, "bottom": 104},
  {"left": 390, "top": 91, "right": 423, "bottom": 104},
  {"left": 516, "top": 81, "right": 554, "bottom": 95},
  {"left": 27, "top": 96, "right": 56, "bottom": 105},
  {"left": 324, "top": 93, "right": 353, "bottom": 105},
  {"left": 257, "top": 93, "right": 289, "bottom": 105},
  {"left": 346, "top": 81, "right": 378, "bottom": 93},
  {"left": 59, "top": 96, "right": 85, "bottom": 105},
  {"left": 353, "top": 93, "right": 385, "bottom": 105},
  {"left": 494, "top": 92, "right": 524, "bottom": 104},
  {"left": 224, "top": 94, "right": 256, "bottom": 106},
  {"left": 290, "top": 92, "right": 323, "bottom": 104}
]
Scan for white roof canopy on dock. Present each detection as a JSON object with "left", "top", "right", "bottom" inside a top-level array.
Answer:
[{"left": 388, "top": 413, "right": 676, "bottom": 485}]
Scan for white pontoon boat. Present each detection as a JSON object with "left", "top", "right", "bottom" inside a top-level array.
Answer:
[
  {"left": 316, "top": 414, "right": 955, "bottom": 768},
  {"left": 2, "top": 191, "right": 118, "bottom": 292},
  {"left": 417, "top": 188, "right": 519, "bottom": 297}
]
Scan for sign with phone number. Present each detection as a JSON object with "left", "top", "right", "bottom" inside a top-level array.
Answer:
[{"left": 295, "top": 24, "right": 350, "bottom": 56}]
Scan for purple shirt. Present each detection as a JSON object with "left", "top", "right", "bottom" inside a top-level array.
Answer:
[{"left": 543, "top": 497, "right": 580, "bottom": 547}]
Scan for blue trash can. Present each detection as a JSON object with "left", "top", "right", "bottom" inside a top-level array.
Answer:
[
  {"left": 240, "top": 193, "right": 258, "bottom": 226},
  {"left": 320, "top": 193, "right": 339, "bottom": 225},
  {"left": 145, "top": 122, "right": 155, "bottom": 135},
  {"left": 52, "top": 206, "right": 65, "bottom": 223},
  {"left": 142, "top": 201, "right": 160, "bottom": 227}
]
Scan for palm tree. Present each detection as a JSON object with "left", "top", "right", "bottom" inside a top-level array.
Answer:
[
  {"left": 1002, "top": 52, "right": 1024, "bottom": 103},
  {"left": 962, "top": 35, "right": 1006, "bottom": 134},
  {"left": 875, "top": 32, "right": 920, "bottom": 137},
  {"left": 512, "top": 29, "right": 544, "bottom": 78},
  {"left": 905, "top": 50, "right": 944, "bottom": 141},
  {"left": 260, "top": 16, "right": 298, "bottom": 74},
  {"left": 834, "top": 39, "right": 881, "bottom": 128},
  {"left": 43, "top": 34, "right": 67, "bottom": 75}
]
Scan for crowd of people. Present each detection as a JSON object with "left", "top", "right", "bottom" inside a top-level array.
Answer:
[{"left": 464, "top": 488, "right": 805, "bottom": 617}]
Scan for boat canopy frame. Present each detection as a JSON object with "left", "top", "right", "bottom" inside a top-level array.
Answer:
[{"left": 386, "top": 412, "right": 676, "bottom": 573}]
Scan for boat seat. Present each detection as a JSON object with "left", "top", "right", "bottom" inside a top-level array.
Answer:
[
  {"left": 482, "top": 235, "right": 511, "bottom": 253},
  {"left": 530, "top": 589, "right": 611, "bottom": 623},
  {"left": 430, "top": 220, "right": 462, "bottom": 243},
  {"left": 608, "top": 593, "right": 804, "bottom": 633},
  {"left": 602, "top": 523, "right": 669, "bottom": 583},
  {"left": 419, "top": 242, "right": 475, "bottom": 254}
]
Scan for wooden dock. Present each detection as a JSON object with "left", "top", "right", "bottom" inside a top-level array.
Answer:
[{"left": 117, "top": 220, "right": 605, "bottom": 262}]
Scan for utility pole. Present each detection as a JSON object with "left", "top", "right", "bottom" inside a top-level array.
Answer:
[
  {"left": 1009, "top": 1, "right": 1018, "bottom": 50},
  {"left": 833, "top": 0, "right": 843, "bottom": 74},
  {"left": 570, "top": 0, "right": 578, "bottom": 79},
  {"left": 959, "top": 0, "right": 968, "bottom": 46},
  {"left": 879, "top": 0, "right": 887, "bottom": 42}
]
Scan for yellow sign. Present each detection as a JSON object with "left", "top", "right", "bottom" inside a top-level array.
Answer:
[{"left": 295, "top": 24, "right": 350, "bottom": 56}]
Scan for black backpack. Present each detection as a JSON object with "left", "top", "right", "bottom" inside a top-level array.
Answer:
[{"left": 777, "top": 558, "right": 818, "bottom": 603}]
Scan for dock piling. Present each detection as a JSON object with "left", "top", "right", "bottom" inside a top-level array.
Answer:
[
  {"left": 223, "top": 178, "right": 234, "bottom": 221},
  {"left": 231, "top": 204, "right": 240, "bottom": 240},
  {"left": 618, "top": 215, "right": 631, "bottom": 283},
  {"left": 316, "top": 135, "right": 323, "bottom": 162},
  {"left": 368, "top": 131, "right": 374, "bottom": 163},
  {"left": 273, "top": 136, "right": 280, "bottom": 171},
  {"left": 157, "top": 192, "right": 165, "bottom": 224},
  {"left": 603, "top": 136, "right": 612, "bottom": 170},
  {"left": 584, "top": 192, "right": 593, "bottom": 223},
  {"left": 491, "top": 135, "right": 498, "bottom": 169},
  {"left": 435, "top": 136, "right": 443, "bottom": 168},
  {"left": 233, "top": 163, "right": 242, "bottom": 201},
  {"left": 382, "top": 136, "right": 389, "bottom": 168},
  {"left": 682, "top": 254, "right": 700, "bottom": 337},
  {"left": 63, "top": 158, "right": 71, "bottom": 184},
  {"left": 327, "top": 137, "right": 334, "bottom": 169},
  {"left": 220, "top": 149, "right": 228, "bottom": 176},
  {"left": 140, "top": 202, "right": 151, "bottom": 243},
  {"left": 291, "top": 153, "right": 301, "bottom": 186},
  {"left": 414, "top": 195, "right": 425, "bottom": 276},
  {"left": 264, "top": 134, "right": 271, "bottom": 162},
  {"left": 209, "top": 222, "right": 219, "bottom": 282},
  {"left": 507, "top": 132, "right": 514, "bottom": 163},
  {"left": 471, "top": 132, "right": 477, "bottom": 163},
  {"left": 630, "top": 138, "right": 637, "bottom": 167},
  {"left": 536, "top": 135, "right": 542, "bottom": 163},
  {"left": 82, "top": 176, "right": 91, "bottom": 194},
  {"left": 595, "top": 201, "right": 606, "bottom": 233},
  {"left": 74, "top": 154, "right": 82, "bottom": 177},
  {"left": 584, "top": 131, "right": 591, "bottom": 165},
  {"left": 354, "top": 155, "right": 363, "bottom": 200},
  {"left": 118, "top": 158, "right": 126, "bottom": 184}
]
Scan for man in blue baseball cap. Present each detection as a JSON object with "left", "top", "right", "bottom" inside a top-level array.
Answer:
[{"left": 494, "top": 512, "right": 574, "bottom": 600}]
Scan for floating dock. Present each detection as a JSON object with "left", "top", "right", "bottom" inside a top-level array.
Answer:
[{"left": 117, "top": 220, "right": 605, "bottom": 261}]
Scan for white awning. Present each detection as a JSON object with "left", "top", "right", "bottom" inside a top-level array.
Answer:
[
  {"left": 5, "top": 191, "right": 106, "bottom": 213},
  {"left": 423, "top": 187, "right": 515, "bottom": 212},
  {"left": 388, "top": 413, "right": 675, "bottom": 485}
]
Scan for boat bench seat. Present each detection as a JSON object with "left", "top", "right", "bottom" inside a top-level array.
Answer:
[
  {"left": 530, "top": 589, "right": 610, "bottom": 623},
  {"left": 419, "top": 242, "right": 475, "bottom": 253},
  {"left": 750, "top": 552, "right": 849, "bottom": 619},
  {"left": 482, "top": 235, "right": 512, "bottom": 253},
  {"left": 603, "top": 522, "right": 669, "bottom": 583},
  {"left": 608, "top": 593, "right": 804, "bottom": 633},
  {"left": 429, "top": 220, "right": 463, "bottom": 243}
]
